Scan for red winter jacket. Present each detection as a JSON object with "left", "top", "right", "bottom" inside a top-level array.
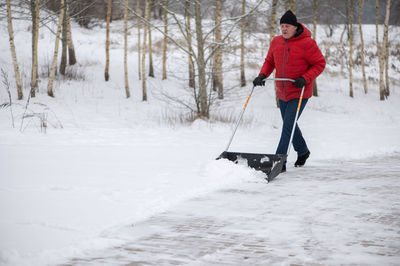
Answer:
[{"left": 259, "top": 23, "right": 326, "bottom": 101}]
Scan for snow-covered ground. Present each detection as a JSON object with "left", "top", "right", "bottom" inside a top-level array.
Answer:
[{"left": 0, "top": 6, "right": 399, "bottom": 266}]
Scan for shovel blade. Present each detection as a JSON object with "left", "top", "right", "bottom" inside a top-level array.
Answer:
[{"left": 217, "top": 151, "right": 287, "bottom": 182}]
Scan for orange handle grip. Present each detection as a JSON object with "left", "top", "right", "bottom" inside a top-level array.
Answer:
[{"left": 243, "top": 93, "right": 253, "bottom": 110}]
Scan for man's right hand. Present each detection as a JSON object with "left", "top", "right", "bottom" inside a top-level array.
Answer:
[{"left": 253, "top": 74, "right": 266, "bottom": 87}]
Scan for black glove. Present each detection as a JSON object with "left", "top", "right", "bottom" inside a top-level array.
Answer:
[
  {"left": 293, "top": 77, "right": 306, "bottom": 88},
  {"left": 253, "top": 74, "right": 266, "bottom": 87}
]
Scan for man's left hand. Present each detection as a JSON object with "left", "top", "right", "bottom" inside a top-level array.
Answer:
[{"left": 293, "top": 77, "right": 306, "bottom": 88}]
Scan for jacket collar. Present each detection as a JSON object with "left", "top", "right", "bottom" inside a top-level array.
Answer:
[
  {"left": 294, "top": 23, "right": 304, "bottom": 38},
  {"left": 282, "top": 23, "right": 311, "bottom": 41}
]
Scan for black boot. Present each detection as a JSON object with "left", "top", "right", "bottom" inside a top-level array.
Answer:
[
  {"left": 294, "top": 151, "right": 310, "bottom": 167},
  {"left": 281, "top": 164, "right": 286, "bottom": 173}
]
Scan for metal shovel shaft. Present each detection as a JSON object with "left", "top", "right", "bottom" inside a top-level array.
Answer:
[
  {"left": 224, "top": 85, "right": 255, "bottom": 151},
  {"left": 287, "top": 85, "right": 305, "bottom": 155}
]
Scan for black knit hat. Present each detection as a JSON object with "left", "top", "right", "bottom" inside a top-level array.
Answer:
[{"left": 280, "top": 10, "right": 297, "bottom": 26}]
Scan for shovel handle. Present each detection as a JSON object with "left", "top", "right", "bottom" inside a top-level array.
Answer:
[
  {"left": 224, "top": 85, "right": 255, "bottom": 151},
  {"left": 287, "top": 85, "right": 305, "bottom": 155},
  {"left": 224, "top": 78, "right": 295, "bottom": 152}
]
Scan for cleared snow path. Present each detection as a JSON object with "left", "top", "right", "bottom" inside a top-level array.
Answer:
[{"left": 63, "top": 154, "right": 400, "bottom": 266}]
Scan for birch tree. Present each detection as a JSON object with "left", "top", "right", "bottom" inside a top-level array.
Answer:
[
  {"left": 374, "top": 0, "right": 392, "bottom": 100},
  {"left": 376, "top": 0, "right": 385, "bottom": 100},
  {"left": 383, "top": 0, "right": 391, "bottom": 97},
  {"left": 270, "top": 0, "right": 279, "bottom": 106},
  {"left": 195, "top": 1, "right": 208, "bottom": 117},
  {"left": 137, "top": 0, "right": 142, "bottom": 80},
  {"left": 285, "top": 0, "right": 290, "bottom": 10},
  {"left": 60, "top": 0, "right": 68, "bottom": 75},
  {"left": 358, "top": 0, "right": 367, "bottom": 94},
  {"left": 270, "top": 0, "right": 278, "bottom": 42},
  {"left": 47, "top": 0, "right": 64, "bottom": 97},
  {"left": 213, "top": 0, "right": 223, "bottom": 99},
  {"left": 7, "top": 0, "right": 23, "bottom": 100},
  {"left": 105, "top": 0, "right": 112, "bottom": 81},
  {"left": 292, "top": 0, "right": 296, "bottom": 13},
  {"left": 30, "top": 0, "right": 40, "bottom": 98},
  {"left": 66, "top": 3, "right": 76, "bottom": 65},
  {"left": 285, "top": 0, "right": 296, "bottom": 13},
  {"left": 148, "top": 9, "right": 154, "bottom": 78},
  {"left": 185, "top": 0, "right": 195, "bottom": 89},
  {"left": 312, "top": 0, "right": 318, "bottom": 97},
  {"left": 123, "top": 0, "right": 130, "bottom": 98},
  {"left": 142, "top": 0, "right": 150, "bottom": 101},
  {"left": 349, "top": 0, "right": 354, "bottom": 98},
  {"left": 162, "top": 0, "right": 168, "bottom": 80},
  {"left": 240, "top": 0, "right": 246, "bottom": 87}
]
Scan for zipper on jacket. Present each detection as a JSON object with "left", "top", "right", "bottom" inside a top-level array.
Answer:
[
  {"left": 287, "top": 48, "right": 290, "bottom": 63},
  {"left": 282, "top": 39, "right": 288, "bottom": 100}
]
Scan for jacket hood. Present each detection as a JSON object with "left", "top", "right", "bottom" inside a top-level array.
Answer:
[{"left": 291, "top": 23, "right": 311, "bottom": 40}]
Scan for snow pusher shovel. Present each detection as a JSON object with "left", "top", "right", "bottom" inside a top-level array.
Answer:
[{"left": 217, "top": 78, "right": 305, "bottom": 182}]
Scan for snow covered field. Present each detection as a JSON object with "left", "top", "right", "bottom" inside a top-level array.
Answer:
[{"left": 0, "top": 7, "right": 400, "bottom": 266}]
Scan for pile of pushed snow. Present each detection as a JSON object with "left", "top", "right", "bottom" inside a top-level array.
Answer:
[{"left": 0, "top": 143, "right": 262, "bottom": 266}]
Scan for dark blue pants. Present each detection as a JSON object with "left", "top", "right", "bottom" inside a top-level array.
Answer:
[{"left": 275, "top": 98, "right": 309, "bottom": 160}]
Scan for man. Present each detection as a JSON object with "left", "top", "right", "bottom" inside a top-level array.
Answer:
[{"left": 253, "top": 10, "right": 325, "bottom": 172}]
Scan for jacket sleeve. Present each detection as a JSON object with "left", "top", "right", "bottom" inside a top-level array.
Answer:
[
  {"left": 258, "top": 39, "right": 276, "bottom": 77},
  {"left": 302, "top": 39, "right": 326, "bottom": 83}
]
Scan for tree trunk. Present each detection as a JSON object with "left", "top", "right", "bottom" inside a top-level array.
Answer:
[
  {"left": 66, "top": 2, "right": 77, "bottom": 65},
  {"left": 47, "top": 0, "right": 64, "bottom": 97},
  {"left": 212, "top": 0, "right": 219, "bottom": 92},
  {"left": 137, "top": 0, "right": 141, "bottom": 80},
  {"left": 142, "top": 0, "right": 150, "bottom": 101},
  {"left": 285, "top": 0, "right": 295, "bottom": 12},
  {"left": 162, "top": 0, "right": 168, "bottom": 80},
  {"left": 186, "top": 0, "right": 195, "bottom": 89},
  {"left": 376, "top": 0, "right": 384, "bottom": 100},
  {"left": 105, "top": 0, "right": 112, "bottom": 81},
  {"left": 240, "top": 0, "right": 246, "bottom": 87},
  {"left": 270, "top": 0, "right": 278, "bottom": 42},
  {"left": 359, "top": 0, "right": 367, "bottom": 94},
  {"left": 213, "top": 0, "right": 223, "bottom": 99},
  {"left": 150, "top": 0, "right": 157, "bottom": 19},
  {"left": 30, "top": 0, "right": 40, "bottom": 98},
  {"left": 123, "top": 0, "right": 130, "bottom": 98},
  {"left": 349, "top": 0, "right": 354, "bottom": 98},
  {"left": 148, "top": 15, "right": 154, "bottom": 77},
  {"left": 271, "top": 0, "right": 278, "bottom": 107},
  {"left": 7, "top": 0, "right": 23, "bottom": 100},
  {"left": 312, "top": 0, "right": 318, "bottom": 97},
  {"left": 195, "top": 2, "right": 208, "bottom": 118},
  {"left": 285, "top": 0, "right": 290, "bottom": 10},
  {"left": 292, "top": 0, "right": 296, "bottom": 13},
  {"left": 60, "top": 1, "right": 68, "bottom": 75},
  {"left": 312, "top": 0, "right": 318, "bottom": 48},
  {"left": 383, "top": 0, "right": 391, "bottom": 97}
]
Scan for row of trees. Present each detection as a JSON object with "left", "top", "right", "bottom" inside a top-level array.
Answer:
[
  {"left": 4, "top": 0, "right": 395, "bottom": 119},
  {"left": 5, "top": 0, "right": 77, "bottom": 100},
  {"left": 348, "top": 0, "right": 391, "bottom": 100}
]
